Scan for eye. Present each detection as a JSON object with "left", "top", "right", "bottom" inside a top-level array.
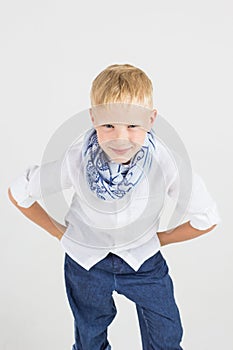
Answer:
[
  {"left": 128, "top": 125, "right": 139, "bottom": 128},
  {"left": 103, "top": 124, "right": 114, "bottom": 128}
]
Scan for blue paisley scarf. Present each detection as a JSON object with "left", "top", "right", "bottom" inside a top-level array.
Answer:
[{"left": 81, "top": 127, "right": 156, "bottom": 200}]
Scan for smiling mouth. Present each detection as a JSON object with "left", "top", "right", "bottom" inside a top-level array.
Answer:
[{"left": 110, "top": 147, "right": 132, "bottom": 154}]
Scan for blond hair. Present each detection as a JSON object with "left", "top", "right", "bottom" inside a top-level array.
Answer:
[{"left": 90, "top": 64, "right": 153, "bottom": 109}]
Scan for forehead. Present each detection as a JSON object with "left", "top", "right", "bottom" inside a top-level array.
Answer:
[{"left": 91, "top": 103, "right": 152, "bottom": 130}]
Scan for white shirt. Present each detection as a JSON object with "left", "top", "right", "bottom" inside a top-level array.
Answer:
[{"left": 9, "top": 136, "right": 221, "bottom": 271}]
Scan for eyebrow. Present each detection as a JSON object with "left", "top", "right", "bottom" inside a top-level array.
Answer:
[{"left": 101, "top": 122, "right": 141, "bottom": 125}]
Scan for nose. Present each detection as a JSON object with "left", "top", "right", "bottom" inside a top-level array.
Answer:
[{"left": 114, "top": 125, "right": 129, "bottom": 140}]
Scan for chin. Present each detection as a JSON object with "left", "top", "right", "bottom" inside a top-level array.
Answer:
[
  {"left": 109, "top": 156, "right": 131, "bottom": 164},
  {"left": 103, "top": 148, "right": 138, "bottom": 164}
]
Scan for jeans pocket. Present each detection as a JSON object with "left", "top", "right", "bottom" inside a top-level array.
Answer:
[
  {"left": 138, "top": 251, "right": 168, "bottom": 279},
  {"left": 64, "top": 253, "right": 84, "bottom": 273}
]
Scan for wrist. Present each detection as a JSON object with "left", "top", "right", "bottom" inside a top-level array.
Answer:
[
  {"left": 56, "top": 233, "right": 63, "bottom": 241},
  {"left": 50, "top": 219, "right": 67, "bottom": 240}
]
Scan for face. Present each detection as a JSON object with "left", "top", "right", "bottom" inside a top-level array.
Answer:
[{"left": 89, "top": 104, "right": 157, "bottom": 164}]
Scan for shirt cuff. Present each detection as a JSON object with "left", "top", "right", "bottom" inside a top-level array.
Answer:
[
  {"left": 9, "top": 165, "right": 39, "bottom": 208},
  {"left": 189, "top": 203, "right": 222, "bottom": 230}
]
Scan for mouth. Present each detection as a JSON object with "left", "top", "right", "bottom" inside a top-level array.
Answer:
[{"left": 110, "top": 147, "right": 132, "bottom": 154}]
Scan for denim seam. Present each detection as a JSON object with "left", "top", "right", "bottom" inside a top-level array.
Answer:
[
  {"left": 113, "top": 273, "right": 118, "bottom": 291},
  {"left": 140, "top": 307, "right": 153, "bottom": 349}
]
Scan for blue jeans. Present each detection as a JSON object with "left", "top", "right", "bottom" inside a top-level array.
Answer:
[{"left": 64, "top": 251, "right": 183, "bottom": 350}]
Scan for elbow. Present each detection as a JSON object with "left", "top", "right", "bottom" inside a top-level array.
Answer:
[
  {"left": 8, "top": 187, "right": 18, "bottom": 205},
  {"left": 210, "top": 223, "right": 218, "bottom": 231},
  {"left": 202, "top": 224, "right": 217, "bottom": 234}
]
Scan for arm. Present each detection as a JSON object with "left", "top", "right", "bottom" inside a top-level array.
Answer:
[
  {"left": 159, "top": 165, "right": 221, "bottom": 246},
  {"left": 8, "top": 152, "right": 73, "bottom": 240},
  {"left": 8, "top": 187, "right": 67, "bottom": 241},
  {"left": 157, "top": 221, "right": 217, "bottom": 246}
]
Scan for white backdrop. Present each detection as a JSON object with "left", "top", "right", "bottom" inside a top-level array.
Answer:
[{"left": 1, "top": 1, "right": 232, "bottom": 349}]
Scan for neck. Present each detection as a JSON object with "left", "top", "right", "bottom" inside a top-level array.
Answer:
[{"left": 122, "top": 160, "right": 130, "bottom": 165}]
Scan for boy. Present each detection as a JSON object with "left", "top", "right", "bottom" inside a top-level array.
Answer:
[{"left": 8, "top": 63, "right": 221, "bottom": 350}]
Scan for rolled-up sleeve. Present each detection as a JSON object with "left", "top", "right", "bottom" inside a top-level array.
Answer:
[
  {"left": 168, "top": 171, "right": 221, "bottom": 230},
  {"left": 9, "top": 152, "right": 73, "bottom": 208}
]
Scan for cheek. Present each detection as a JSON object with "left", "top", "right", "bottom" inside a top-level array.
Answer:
[
  {"left": 131, "top": 131, "right": 147, "bottom": 145},
  {"left": 96, "top": 130, "right": 110, "bottom": 146}
]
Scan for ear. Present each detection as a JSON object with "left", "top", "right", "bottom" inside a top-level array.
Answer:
[
  {"left": 89, "top": 108, "right": 94, "bottom": 124},
  {"left": 149, "top": 109, "right": 157, "bottom": 127}
]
